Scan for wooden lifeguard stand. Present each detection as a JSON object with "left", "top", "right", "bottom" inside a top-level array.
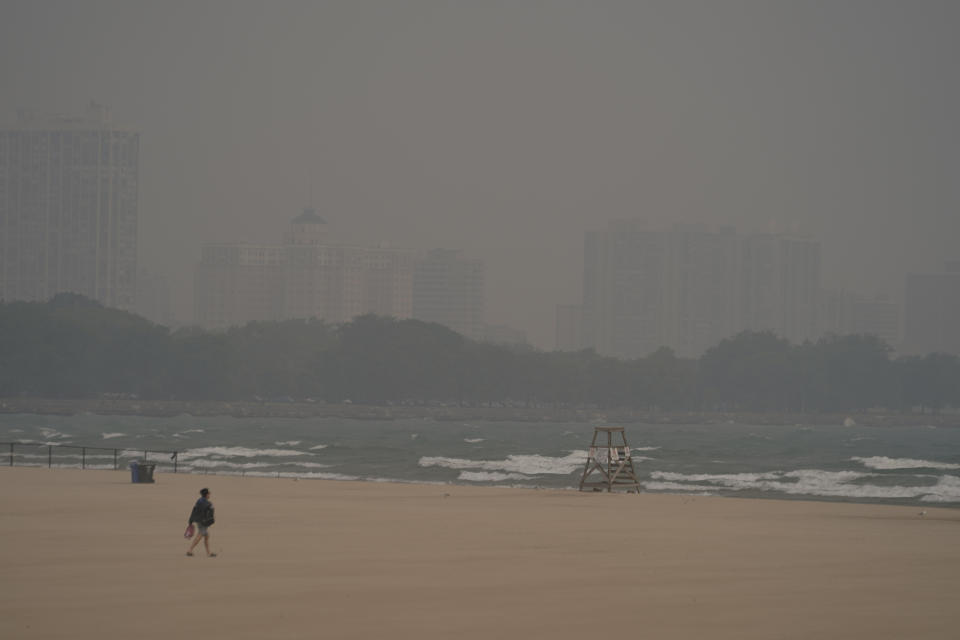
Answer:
[{"left": 578, "top": 426, "right": 642, "bottom": 493}]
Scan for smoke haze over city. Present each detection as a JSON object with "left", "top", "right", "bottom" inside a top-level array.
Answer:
[{"left": 2, "top": 0, "right": 959, "bottom": 348}]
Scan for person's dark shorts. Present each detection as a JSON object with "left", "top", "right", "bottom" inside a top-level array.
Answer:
[{"left": 197, "top": 524, "right": 209, "bottom": 536}]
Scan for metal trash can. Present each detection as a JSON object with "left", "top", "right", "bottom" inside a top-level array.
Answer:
[
  {"left": 129, "top": 461, "right": 156, "bottom": 483},
  {"left": 138, "top": 462, "right": 156, "bottom": 483}
]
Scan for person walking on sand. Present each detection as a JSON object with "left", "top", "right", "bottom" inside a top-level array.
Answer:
[{"left": 186, "top": 488, "right": 216, "bottom": 557}]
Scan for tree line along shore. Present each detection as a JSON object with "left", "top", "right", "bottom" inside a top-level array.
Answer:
[{"left": 1, "top": 293, "right": 959, "bottom": 418}]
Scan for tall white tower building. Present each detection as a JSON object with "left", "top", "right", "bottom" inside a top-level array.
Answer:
[{"left": 0, "top": 104, "right": 139, "bottom": 309}]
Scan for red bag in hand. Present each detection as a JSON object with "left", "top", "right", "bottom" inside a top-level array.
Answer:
[{"left": 184, "top": 523, "right": 195, "bottom": 539}]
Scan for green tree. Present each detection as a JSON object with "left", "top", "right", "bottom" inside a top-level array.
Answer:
[
  {"left": 324, "top": 315, "right": 465, "bottom": 404},
  {"left": 896, "top": 353, "right": 960, "bottom": 413},
  {"left": 803, "top": 334, "right": 894, "bottom": 412},
  {"left": 163, "top": 329, "right": 235, "bottom": 400},
  {"left": 699, "top": 331, "right": 799, "bottom": 411}
]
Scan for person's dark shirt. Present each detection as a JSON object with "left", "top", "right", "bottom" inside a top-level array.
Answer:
[{"left": 189, "top": 497, "right": 214, "bottom": 525}]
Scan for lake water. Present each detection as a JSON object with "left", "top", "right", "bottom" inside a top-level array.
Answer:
[{"left": 3, "top": 413, "right": 958, "bottom": 507}]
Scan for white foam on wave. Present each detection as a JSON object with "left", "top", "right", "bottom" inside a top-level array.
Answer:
[
  {"left": 419, "top": 450, "right": 588, "bottom": 476},
  {"left": 172, "top": 428, "right": 206, "bottom": 438},
  {"left": 852, "top": 456, "right": 960, "bottom": 471},
  {"left": 39, "top": 428, "right": 69, "bottom": 439},
  {"left": 178, "top": 446, "right": 311, "bottom": 460},
  {"left": 464, "top": 438, "right": 484, "bottom": 444},
  {"left": 101, "top": 432, "right": 125, "bottom": 440},
  {"left": 653, "top": 471, "right": 785, "bottom": 485},
  {"left": 17, "top": 438, "right": 72, "bottom": 447},
  {"left": 458, "top": 471, "right": 532, "bottom": 482},
  {"left": 644, "top": 481, "right": 718, "bottom": 494},
  {"left": 185, "top": 459, "right": 273, "bottom": 470},
  {"left": 309, "top": 444, "right": 328, "bottom": 450},
  {"left": 921, "top": 475, "right": 960, "bottom": 502},
  {"left": 241, "top": 471, "right": 358, "bottom": 481},
  {"left": 275, "top": 440, "right": 301, "bottom": 446},
  {"left": 8, "top": 428, "right": 23, "bottom": 433},
  {"left": 647, "top": 469, "right": 960, "bottom": 502}
]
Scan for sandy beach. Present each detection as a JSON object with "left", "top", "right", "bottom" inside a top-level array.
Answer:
[{"left": 1, "top": 467, "right": 957, "bottom": 639}]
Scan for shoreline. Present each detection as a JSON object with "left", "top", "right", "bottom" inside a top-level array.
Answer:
[
  {"left": 13, "top": 462, "right": 960, "bottom": 511},
  {"left": 1, "top": 396, "right": 957, "bottom": 426},
  {"left": 5, "top": 460, "right": 957, "bottom": 511}
]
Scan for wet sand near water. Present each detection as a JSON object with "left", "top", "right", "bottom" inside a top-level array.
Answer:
[{"left": 1, "top": 466, "right": 957, "bottom": 639}]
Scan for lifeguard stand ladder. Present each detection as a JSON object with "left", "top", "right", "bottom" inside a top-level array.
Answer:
[{"left": 578, "top": 426, "right": 642, "bottom": 493}]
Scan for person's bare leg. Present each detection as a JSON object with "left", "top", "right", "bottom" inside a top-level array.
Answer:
[
  {"left": 187, "top": 532, "right": 203, "bottom": 555},
  {"left": 203, "top": 534, "right": 212, "bottom": 556}
]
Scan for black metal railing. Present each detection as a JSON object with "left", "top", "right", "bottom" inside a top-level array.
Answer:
[{"left": 2, "top": 442, "right": 179, "bottom": 472}]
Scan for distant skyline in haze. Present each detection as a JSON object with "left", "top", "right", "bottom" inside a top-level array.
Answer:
[{"left": 3, "top": 1, "right": 958, "bottom": 347}]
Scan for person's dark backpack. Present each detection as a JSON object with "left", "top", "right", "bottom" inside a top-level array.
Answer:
[{"left": 200, "top": 504, "right": 215, "bottom": 527}]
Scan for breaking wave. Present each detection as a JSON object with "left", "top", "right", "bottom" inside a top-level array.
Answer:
[
  {"left": 178, "top": 446, "right": 312, "bottom": 460},
  {"left": 646, "top": 469, "right": 960, "bottom": 502},
  {"left": 851, "top": 456, "right": 960, "bottom": 471},
  {"left": 419, "top": 450, "right": 588, "bottom": 476},
  {"left": 458, "top": 471, "right": 533, "bottom": 482}
]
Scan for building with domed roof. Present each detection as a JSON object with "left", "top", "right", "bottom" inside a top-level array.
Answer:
[
  {"left": 283, "top": 207, "right": 328, "bottom": 246},
  {"left": 195, "top": 209, "right": 416, "bottom": 328}
]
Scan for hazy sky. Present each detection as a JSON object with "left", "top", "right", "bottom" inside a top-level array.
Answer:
[{"left": 3, "top": 1, "right": 958, "bottom": 347}]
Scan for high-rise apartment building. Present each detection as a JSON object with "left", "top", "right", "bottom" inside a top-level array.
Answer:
[
  {"left": 582, "top": 221, "right": 669, "bottom": 358},
  {"left": 362, "top": 246, "right": 415, "bottom": 320},
  {"left": 282, "top": 243, "right": 366, "bottom": 324},
  {"left": 818, "top": 288, "right": 852, "bottom": 337},
  {"left": 195, "top": 209, "right": 415, "bottom": 329},
  {"left": 820, "top": 289, "right": 900, "bottom": 349},
  {"left": 281, "top": 209, "right": 361, "bottom": 324},
  {"left": 581, "top": 221, "right": 821, "bottom": 359},
  {"left": 0, "top": 104, "right": 139, "bottom": 309},
  {"left": 902, "top": 262, "right": 960, "bottom": 356},
  {"left": 194, "top": 243, "right": 283, "bottom": 328},
  {"left": 662, "top": 226, "right": 741, "bottom": 357},
  {"left": 848, "top": 296, "right": 900, "bottom": 349},
  {"left": 412, "top": 249, "right": 485, "bottom": 341},
  {"left": 739, "top": 234, "right": 821, "bottom": 344}
]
